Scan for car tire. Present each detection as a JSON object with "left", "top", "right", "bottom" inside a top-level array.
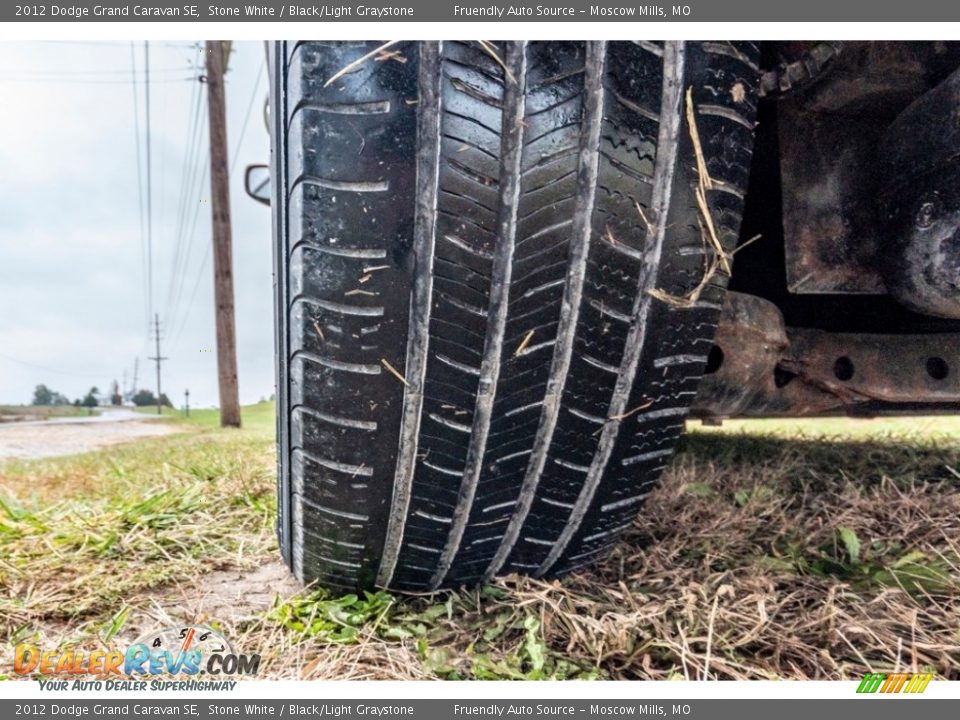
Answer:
[{"left": 271, "top": 40, "right": 760, "bottom": 591}]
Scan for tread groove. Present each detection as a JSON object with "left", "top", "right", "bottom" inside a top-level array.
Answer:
[
  {"left": 429, "top": 41, "right": 529, "bottom": 590},
  {"left": 483, "top": 41, "right": 608, "bottom": 581},
  {"left": 376, "top": 42, "right": 443, "bottom": 588},
  {"left": 536, "top": 41, "right": 687, "bottom": 576}
]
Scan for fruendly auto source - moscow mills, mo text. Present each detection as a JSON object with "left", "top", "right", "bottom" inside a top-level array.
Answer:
[
  {"left": 14, "top": 4, "right": 416, "bottom": 18},
  {"left": 454, "top": 4, "right": 679, "bottom": 16}
]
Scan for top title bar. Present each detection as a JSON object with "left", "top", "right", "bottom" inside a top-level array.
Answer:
[{"left": 7, "top": 0, "right": 960, "bottom": 22}]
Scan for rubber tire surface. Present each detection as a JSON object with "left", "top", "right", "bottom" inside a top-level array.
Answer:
[{"left": 272, "top": 41, "right": 760, "bottom": 591}]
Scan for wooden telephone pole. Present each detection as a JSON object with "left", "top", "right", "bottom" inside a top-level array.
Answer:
[{"left": 205, "top": 40, "right": 241, "bottom": 428}]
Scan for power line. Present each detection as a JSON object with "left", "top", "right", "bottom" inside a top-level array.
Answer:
[
  {"left": 164, "top": 52, "right": 207, "bottom": 331},
  {"left": 171, "top": 51, "right": 205, "bottom": 250},
  {"left": 165, "top": 46, "right": 207, "bottom": 311},
  {"left": 166, "top": 70, "right": 212, "bottom": 339},
  {"left": 155, "top": 63, "right": 169, "bottom": 288},
  {"left": 0, "top": 353, "right": 105, "bottom": 380},
  {"left": 6, "top": 66, "right": 195, "bottom": 77},
  {"left": 165, "top": 125, "right": 208, "bottom": 336},
  {"left": 172, "top": 55, "right": 266, "bottom": 351},
  {"left": 165, "top": 113, "right": 209, "bottom": 336},
  {"left": 145, "top": 41, "right": 154, "bottom": 336},
  {"left": 229, "top": 58, "right": 265, "bottom": 173},
  {"left": 0, "top": 76, "right": 194, "bottom": 85},
  {"left": 171, "top": 242, "right": 212, "bottom": 350},
  {"left": 131, "top": 42, "right": 149, "bottom": 332},
  {"left": 164, "top": 91, "right": 198, "bottom": 323},
  {"left": 38, "top": 40, "right": 197, "bottom": 48},
  {"left": 168, "top": 162, "right": 209, "bottom": 347}
]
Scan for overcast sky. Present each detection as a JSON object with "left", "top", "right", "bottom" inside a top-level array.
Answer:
[{"left": 0, "top": 40, "right": 274, "bottom": 408}]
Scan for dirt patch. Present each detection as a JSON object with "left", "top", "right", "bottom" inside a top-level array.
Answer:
[
  {"left": 0, "top": 419, "right": 180, "bottom": 460},
  {"left": 97, "top": 561, "right": 303, "bottom": 651},
  {"left": 159, "top": 562, "right": 301, "bottom": 626}
]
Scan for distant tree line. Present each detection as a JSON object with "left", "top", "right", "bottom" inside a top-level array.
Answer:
[
  {"left": 31, "top": 384, "right": 71, "bottom": 406},
  {"left": 31, "top": 383, "right": 171, "bottom": 408},
  {"left": 132, "top": 389, "right": 172, "bottom": 408}
]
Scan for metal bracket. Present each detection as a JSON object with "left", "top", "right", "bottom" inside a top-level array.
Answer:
[{"left": 692, "top": 292, "right": 960, "bottom": 417}]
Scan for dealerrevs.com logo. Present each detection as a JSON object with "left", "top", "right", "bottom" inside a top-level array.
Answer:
[{"left": 15, "top": 625, "right": 260, "bottom": 691}]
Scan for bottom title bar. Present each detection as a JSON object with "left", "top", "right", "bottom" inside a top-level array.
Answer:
[{"left": 4, "top": 700, "right": 956, "bottom": 720}]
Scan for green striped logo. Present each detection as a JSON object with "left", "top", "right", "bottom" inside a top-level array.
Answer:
[{"left": 857, "top": 673, "right": 933, "bottom": 694}]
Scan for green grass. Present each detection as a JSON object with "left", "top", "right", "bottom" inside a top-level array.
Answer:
[
  {"left": 1, "top": 405, "right": 958, "bottom": 680},
  {"left": 180, "top": 402, "right": 275, "bottom": 430},
  {"left": 134, "top": 401, "right": 276, "bottom": 430},
  {"left": 0, "top": 402, "right": 276, "bottom": 627},
  {"left": 264, "top": 585, "right": 598, "bottom": 680},
  {"left": 695, "top": 414, "right": 960, "bottom": 443}
]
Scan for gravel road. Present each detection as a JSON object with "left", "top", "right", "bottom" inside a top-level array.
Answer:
[{"left": 0, "top": 409, "right": 180, "bottom": 461}]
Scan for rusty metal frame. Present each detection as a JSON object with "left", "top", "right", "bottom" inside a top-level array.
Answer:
[{"left": 692, "top": 292, "right": 960, "bottom": 418}]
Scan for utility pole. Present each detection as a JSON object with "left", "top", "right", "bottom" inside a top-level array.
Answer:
[
  {"left": 131, "top": 357, "right": 139, "bottom": 397},
  {"left": 149, "top": 313, "right": 167, "bottom": 415},
  {"left": 205, "top": 40, "right": 241, "bottom": 428},
  {"left": 184, "top": 389, "right": 190, "bottom": 418}
]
